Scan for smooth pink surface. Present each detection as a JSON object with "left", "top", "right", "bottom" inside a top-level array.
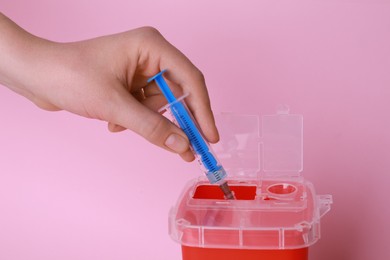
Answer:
[{"left": 0, "top": 1, "right": 389, "bottom": 259}]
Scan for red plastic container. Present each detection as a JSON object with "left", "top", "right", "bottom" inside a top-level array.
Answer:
[
  {"left": 169, "top": 111, "right": 332, "bottom": 260},
  {"left": 182, "top": 246, "right": 308, "bottom": 260}
]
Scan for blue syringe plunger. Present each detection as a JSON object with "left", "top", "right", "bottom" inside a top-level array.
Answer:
[{"left": 147, "top": 70, "right": 176, "bottom": 103}]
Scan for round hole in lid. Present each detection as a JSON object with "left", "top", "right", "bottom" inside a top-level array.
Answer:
[{"left": 267, "top": 183, "right": 297, "bottom": 195}]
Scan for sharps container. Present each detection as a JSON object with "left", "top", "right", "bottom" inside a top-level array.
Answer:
[{"left": 169, "top": 109, "right": 332, "bottom": 260}]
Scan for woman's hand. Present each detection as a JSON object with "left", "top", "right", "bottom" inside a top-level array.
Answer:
[{"left": 0, "top": 13, "right": 219, "bottom": 161}]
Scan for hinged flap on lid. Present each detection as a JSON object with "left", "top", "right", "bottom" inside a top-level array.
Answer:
[
  {"left": 213, "top": 107, "right": 303, "bottom": 179},
  {"left": 262, "top": 111, "right": 303, "bottom": 177},
  {"left": 212, "top": 114, "right": 260, "bottom": 179}
]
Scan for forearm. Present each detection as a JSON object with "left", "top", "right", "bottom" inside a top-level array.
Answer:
[{"left": 0, "top": 13, "right": 54, "bottom": 100}]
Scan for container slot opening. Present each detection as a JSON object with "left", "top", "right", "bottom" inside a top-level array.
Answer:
[
  {"left": 267, "top": 183, "right": 297, "bottom": 195},
  {"left": 193, "top": 185, "right": 257, "bottom": 200}
]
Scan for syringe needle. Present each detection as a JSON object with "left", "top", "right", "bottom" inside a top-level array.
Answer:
[{"left": 219, "top": 181, "right": 235, "bottom": 200}]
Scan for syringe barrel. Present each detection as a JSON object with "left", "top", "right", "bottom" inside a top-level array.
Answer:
[
  {"left": 167, "top": 98, "right": 227, "bottom": 184},
  {"left": 148, "top": 70, "right": 227, "bottom": 184}
]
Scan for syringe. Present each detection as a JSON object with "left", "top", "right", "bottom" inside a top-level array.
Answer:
[{"left": 148, "top": 70, "right": 235, "bottom": 200}]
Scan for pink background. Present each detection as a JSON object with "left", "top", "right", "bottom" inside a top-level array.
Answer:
[{"left": 1, "top": 0, "right": 389, "bottom": 259}]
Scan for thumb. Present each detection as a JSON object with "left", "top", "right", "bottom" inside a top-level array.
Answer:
[{"left": 109, "top": 91, "right": 190, "bottom": 154}]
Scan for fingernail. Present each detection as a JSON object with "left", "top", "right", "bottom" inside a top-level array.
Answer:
[{"left": 165, "top": 134, "right": 188, "bottom": 153}]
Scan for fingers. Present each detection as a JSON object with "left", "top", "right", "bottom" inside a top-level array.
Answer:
[
  {"left": 108, "top": 87, "right": 192, "bottom": 155},
  {"left": 130, "top": 27, "right": 218, "bottom": 143},
  {"left": 105, "top": 27, "right": 219, "bottom": 162},
  {"left": 108, "top": 117, "right": 195, "bottom": 162},
  {"left": 140, "top": 94, "right": 168, "bottom": 112},
  {"left": 132, "top": 78, "right": 183, "bottom": 100},
  {"left": 108, "top": 87, "right": 166, "bottom": 133},
  {"left": 157, "top": 45, "right": 219, "bottom": 143},
  {"left": 32, "top": 98, "right": 61, "bottom": 111},
  {"left": 130, "top": 79, "right": 184, "bottom": 114},
  {"left": 179, "top": 149, "right": 195, "bottom": 162},
  {"left": 107, "top": 122, "right": 126, "bottom": 132}
]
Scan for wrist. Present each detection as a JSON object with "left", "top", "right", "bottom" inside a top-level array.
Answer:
[{"left": 0, "top": 13, "right": 56, "bottom": 100}]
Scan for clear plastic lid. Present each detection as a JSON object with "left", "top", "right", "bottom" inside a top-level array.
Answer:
[{"left": 212, "top": 106, "right": 303, "bottom": 180}]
